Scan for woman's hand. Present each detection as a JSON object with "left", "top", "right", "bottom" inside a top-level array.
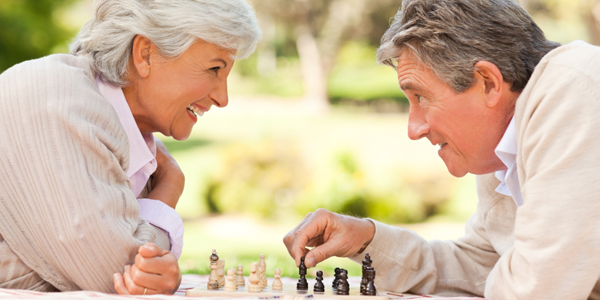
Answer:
[
  {"left": 113, "top": 243, "right": 181, "bottom": 295},
  {"left": 147, "top": 138, "right": 185, "bottom": 209},
  {"left": 283, "top": 209, "right": 376, "bottom": 268}
]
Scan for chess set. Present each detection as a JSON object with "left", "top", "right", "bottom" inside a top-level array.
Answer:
[{"left": 186, "top": 250, "right": 389, "bottom": 299}]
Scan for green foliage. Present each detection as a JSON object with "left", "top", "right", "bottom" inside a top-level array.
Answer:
[
  {"left": 203, "top": 143, "right": 453, "bottom": 224},
  {"left": 327, "top": 42, "right": 407, "bottom": 104},
  {"left": 204, "top": 142, "right": 308, "bottom": 220},
  {"left": 230, "top": 57, "right": 305, "bottom": 98},
  {"left": 0, "top": 0, "right": 79, "bottom": 72}
]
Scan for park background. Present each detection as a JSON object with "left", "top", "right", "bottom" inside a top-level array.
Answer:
[{"left": 1, "top": 0, "right": 598, "bottom": 279}]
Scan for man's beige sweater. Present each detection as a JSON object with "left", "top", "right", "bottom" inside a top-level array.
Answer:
[
  {"left": 0, "top": 55, "right": 170, "bottom": 292},
  {"left": 352, "top": 41, "right": 600, "bottom": 299}
]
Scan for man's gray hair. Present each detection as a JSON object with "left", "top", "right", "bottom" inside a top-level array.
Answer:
[
  {"left": 377, "top": 0, "right": 560, "bottom": 92},
  {"left": 70, "top": 0, "right": 261, "bottom": 87}
]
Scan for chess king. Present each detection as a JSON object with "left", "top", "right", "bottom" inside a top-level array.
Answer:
[{"left": 283, "top": 0, "right": 600, "bottom": 299}]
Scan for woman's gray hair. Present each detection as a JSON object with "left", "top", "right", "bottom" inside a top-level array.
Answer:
[
  {"left": 377, "top": 0, "right": 560, "bottom": 92},
  {"left": 70, "top": 0, "right": 261, "bottom": 87}
]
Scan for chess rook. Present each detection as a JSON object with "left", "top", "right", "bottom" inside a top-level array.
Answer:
[{"left": 217, "top": 259, "right": 226, "bottom": 288}]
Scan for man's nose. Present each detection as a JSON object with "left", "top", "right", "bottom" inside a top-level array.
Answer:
[{"left": 407, "top": 106, "right": 430, "bottom": 140}]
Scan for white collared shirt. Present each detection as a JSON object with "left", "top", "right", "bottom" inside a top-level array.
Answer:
[
  {"left": 494, "top": 117, "right": 523, "bottom": 207},
  {"left": 96, "top": 77, "right": 184, "bottom": 259}
]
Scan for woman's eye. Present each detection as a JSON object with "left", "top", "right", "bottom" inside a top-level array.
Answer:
[{"left": 210, "top": 66, "right": 221, "bottom": 73}]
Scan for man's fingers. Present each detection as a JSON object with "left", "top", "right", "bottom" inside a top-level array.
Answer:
[
  {"left": 113, "top": 273, "right": 130, "bottom": 295},
  {"left": 304, "top": 241, "right": 338, "bottom": 268}
]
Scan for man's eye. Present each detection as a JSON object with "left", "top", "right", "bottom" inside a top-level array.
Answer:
[{"left": 416, "top": 95, "right": 422, "bottom": 103}]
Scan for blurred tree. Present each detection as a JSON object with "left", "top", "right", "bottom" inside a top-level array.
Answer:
[
  {"left": 252, "top": 0, "right": 397, "bottom": 113},
  {"left": 0, "top": 0, "right": 79, "bottom": 73}
]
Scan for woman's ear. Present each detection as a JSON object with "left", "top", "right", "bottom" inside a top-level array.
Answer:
[
  {"left": 474, "top": 61, "right": 505, "bottom": 108},
  {"left": 130, "top": 35, "right": 153, "bottom": 78}
]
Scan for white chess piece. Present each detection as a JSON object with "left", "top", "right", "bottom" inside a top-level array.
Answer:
[
  {"left": 258, "top": 265, "right": 267, "bottom": 290},
  {"left": 207, "top": 249, "right": 219, "bottom": 289},
  {"left": 236, "top": 265, "right": 245, "bottom": 286},
  {"left": 272, "top": 268, "right": 283, "bottom": 291},
  {"left": 224, "top": 268, "right": 238, "bottom": 292},
  {"left": 258, "top": 254, "right": 267, "bottom": 288},
  {"left": 248, "top": 262, "right": 261, "bottom": 293},
  {"left": 218, "top": 259, "right": 226, "bottom": 287}
]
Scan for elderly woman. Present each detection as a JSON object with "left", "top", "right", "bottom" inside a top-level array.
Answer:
[
  {"left": 0, "top": 0, "right": 260, "bottom": 295},
  {"left": 284, "top": 0, "right": 600, "bottom": 299}
]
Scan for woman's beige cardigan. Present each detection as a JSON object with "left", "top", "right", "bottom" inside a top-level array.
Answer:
[{"left": 0, "top": 55, "right": 170, "bottom": 292}]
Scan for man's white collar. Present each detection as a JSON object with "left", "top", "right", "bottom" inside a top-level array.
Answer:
[{"left": 494, "top": 116, "right": 523, "bottom": 206}]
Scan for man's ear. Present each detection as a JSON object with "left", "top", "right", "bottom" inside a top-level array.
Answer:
[
  {"left": 131, "top": 35, "right": 153, "bottom": 78},
  {"left": 474, "top": 61, "right": 504, "bottom": 108}
]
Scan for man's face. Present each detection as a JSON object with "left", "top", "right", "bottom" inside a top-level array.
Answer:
[{"left": 397, "top": 52, "right": 506, "bottom": 177}]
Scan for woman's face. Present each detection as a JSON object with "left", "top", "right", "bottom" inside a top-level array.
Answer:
[{"left": 126, "top": 39, "right": 235, "bottom": 141}]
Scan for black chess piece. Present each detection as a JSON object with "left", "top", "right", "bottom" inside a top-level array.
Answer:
[
  {"left": 364, "top": 266, "right": 377, "bottom": 296},
  {"left": 336, "top": 269, "right": 349, "bottom": 295},
  {"left": 332, "top": 267, "right": 341, "bottom": 291},
  {"left": 314, "top": 270, "right": 325, "bottom": 293},
  {"left": 360, "top": 253, "right": 373, "bottom": 294},
  {"left": 297, "top": 257, "right": 309, "bottom": 290}
]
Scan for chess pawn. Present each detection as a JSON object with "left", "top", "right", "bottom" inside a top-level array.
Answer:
[
  {"left": 332, "top": 267, "right": 341, "bottom": 291},
  {"left": 364, "top": 267, "right": 377, "bottom": 296},
  {"left": 296, "top": 257, "right": 309, "bottom": 290},
  {"left": 313, "top": 270, "right": 325, "bottom": 293},
  {"left": 272, "top": 268, "right": 283, "bottom": 291},
  {"left": 224, "top": 268, "right": 238, "bottom": 292},
  {"left": 258, "top": 254, "right": 267, "bottom": 288},
  {"left": 336, "top": 269, "right": 349, "bottom": 295},
  {"left": 236, "top": 265, "right": 245, "bottom": 286},
  {"left": 207, "top": 249, "right": 220, "bottom": 289},
  {"left": 248, "top": 262, "right": 261, "bottom": 293},
  {"left": 218, "top": 260, "right": 226, "bottom": 287}
]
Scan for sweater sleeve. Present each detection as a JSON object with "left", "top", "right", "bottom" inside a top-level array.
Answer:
[
  {"left": 0, "top": 55, "right": 168, "bottom": 293},
  {"left": 484, "top": 43, "right": 600, "bottom": 300},
  {"left": 349, "top": 173, "right": 516, "bottom": 297}
]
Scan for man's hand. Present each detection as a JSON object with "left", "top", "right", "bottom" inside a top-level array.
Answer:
[
  {"left": 113, "top": 243, "right": 181, "bottom": 295},
  {"left": 283, "top": 209, "right": 376, "bottom": 268},
  {"left": 147, "top": 138, "right": 184, "bottom": 209}
]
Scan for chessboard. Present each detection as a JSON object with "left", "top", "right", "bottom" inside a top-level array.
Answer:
[
  {"left": 186, "top": 283, "right": 390, "bottom": 300},
  {"left": 188, "top": 250, "right": 391, "bottom": 299}
]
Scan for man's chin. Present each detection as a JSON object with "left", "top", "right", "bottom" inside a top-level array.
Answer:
[{"left": 445, "top": 164, "right": 468, "bottom": 178}]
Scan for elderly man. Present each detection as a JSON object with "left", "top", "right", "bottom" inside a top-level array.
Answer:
[{"left": 283, "top": 0, "right": 600, "bottom": 299}]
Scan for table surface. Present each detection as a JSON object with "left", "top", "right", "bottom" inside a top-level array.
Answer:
[{"left": 0, "top": 274, "right": 487, "bottom": 300}]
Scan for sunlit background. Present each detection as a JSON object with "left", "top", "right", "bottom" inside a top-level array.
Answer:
[{"left": 1, "top": 0, "right": 597, "bottom": 278}]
